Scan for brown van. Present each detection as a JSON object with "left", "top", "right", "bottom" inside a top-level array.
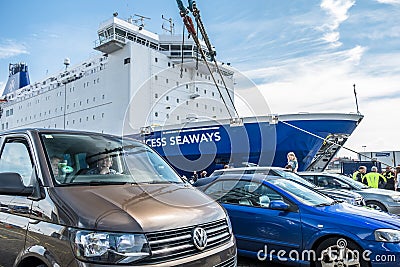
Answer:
[{"left": 0, "top": 129, "right": 236, "bottom": 266}]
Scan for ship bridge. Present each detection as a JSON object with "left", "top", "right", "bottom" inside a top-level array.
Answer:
[{"left": 93, "top": 15, "right": 217, "bottom": 64}]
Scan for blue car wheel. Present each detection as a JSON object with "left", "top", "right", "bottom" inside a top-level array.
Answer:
[{"left": 315, "top": 237, "right": 370, "bottom": 267}]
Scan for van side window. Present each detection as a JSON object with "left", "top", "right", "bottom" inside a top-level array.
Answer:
[{"left": 0, "top": 139, "right": 34, "bottom": 186}]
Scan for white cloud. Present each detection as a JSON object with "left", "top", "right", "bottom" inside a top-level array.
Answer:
[
  {"left": 319, "top": 0, "right": 355, "bottom": 46},
  {"left": 0, "top": 40, "right": 29, "bottom": 59},
  {"left": 376, "top": 0, "right": 400, "bottom": 4}
]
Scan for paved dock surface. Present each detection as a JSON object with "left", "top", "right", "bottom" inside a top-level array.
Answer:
[{"left": 238, "top": 256, "right": 287, "bottom": 266}]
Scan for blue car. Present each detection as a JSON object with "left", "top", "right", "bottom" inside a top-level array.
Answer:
[{"left": 200, "top": 174, "right": 400, "bottom": 267}]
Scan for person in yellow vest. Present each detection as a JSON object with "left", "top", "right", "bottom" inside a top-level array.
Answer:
[
  {"left": 382, "top": 166, "right": 395, "bottom": 190},
  {"left": 362, "top": 166, "right": 387, "bottom": 188},
  {"left": 352, "top": 166, "right": 367, "bottom": 183}
]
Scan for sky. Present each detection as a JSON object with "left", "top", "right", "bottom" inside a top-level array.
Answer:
[{"left": 1, "top": 0, "right": 400, "bottom": 158}]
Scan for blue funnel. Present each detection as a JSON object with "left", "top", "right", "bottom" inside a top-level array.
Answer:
[{"left": 2, "top": 63, "right": 30, "bottom": 96}]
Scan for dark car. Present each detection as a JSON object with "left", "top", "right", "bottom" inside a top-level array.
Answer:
[
  {"left": 299, "top": 171, "right": 400, "bottom": 214},
  {"left": 206, "top": 166, "right": 365, "bottom": 206},
  {"left": 200, "top": 174, "right": 400, "bottom": 267},
  {"left": 0, "top": 129, "right": 236, "bottom": 267}
]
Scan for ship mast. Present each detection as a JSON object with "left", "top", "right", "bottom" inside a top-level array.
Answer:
[{"left": 175, "top": 0, "right": 241, "bottom": 123}]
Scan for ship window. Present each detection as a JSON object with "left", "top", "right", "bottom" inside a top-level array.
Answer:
[
  {"left": 196, "top": 73, "right": 199, "bottom": 77},
  {"left": 220, "top": 108, "right": 223, "bottom": 113},
  {"left": 6, "top": 110, "right": 9, "bottom": 116},
  {"left": 173, "top": 64, "right": 175, "bottom": 68},
  {"left": 155, "top": 112, "right": 158, "bottom": 117},
  {"left": 176, "top": 81, "right": 179, "bottom": 86},
  {"left": 177, "top": 116, "right": 180, "bottom": 120},
  {"left": 171, "top": 45, "right": 180, "bottom": 50},
  {"left": 204, "top": 90, "right": 207, "bottom": 94},
  {"left": 67, "top": 121, "right": 69, "bottom": 125},
  {"left": 186, "top": 84, "right": 189, "bottom": 89},
  {"left": 124, "top": 58, "right": 131, "bottom": 64},
  {"left": 166, "top": 79, "right": 168, "bottom": 84},
  {"left": 55, "top": 124, "right": 57, "bottom": 128},
  {"left": 176, "top": 98, "right": 179, "bottom": 103},
  {"left": 196, "top": 87, "right": 199, "bottom": 92},
  {"left": 168, "top": 62, "right": 171, "bottom": 67},
  {"left": 80, "top": 118, "right": 82, "bottom": 123},
  {"left": 102, "top": 95, "right": 105, "bottom": 99},
  {"left": 155, "top": 75, "right": 158, "bottom": 80},
  {"left": 213, "top": 107, "right": 215, "bottom": 111},
  {"left": 67, "top": 105, "right": 69, "bottom": 109},
  {"left": 87, "top": 99, "right": 89, "bottom": 104},
  {"left": 86, "top": 117, "right": 89, "bottom": 121},
  {"left": 73, "top": 103, "right": 76, "bottom": 107},
  {"left": 96, "top": 79, "right": 99, "bottom": 83},
  {"left": 44, "top": 112, "right": 46, "bottom": 116},
  {"left": 5, "top": 122, "right": 8, "bottom": 129},
  {"left": 160, "top": 45, "right": 169, "bottom": 51},
  {"left": 17, "top": 120, "right": 19, "bottom": 123},
  {"left": 166, "top": 114, "right": 169, "bottom": 119},
  {"left": 61, "top": 107, "right": 63, "bottom": 111},
  {"left": 185, "top": 68, "right": 187, "bottom": 72},
  {"left": 205, "top": 105, "right": 207, "bottom": 110},
  {"left": 80, "top": 101, "right": 82, "bottom": 106},
  {"left": 166, "top": 96, "right": 169, "bottom": 101},
  {"left": 93, "top": 97, "right": 95, "bottom": 102},
  {"left": 186, "top": 101, "right": 189, "bottom": 105},
  {"left": 212, "top": 92, "right": 215, "bottom": 97},
  {"left": 93, "top": 115, "right": 95, "bottom": 120},
  {"left": 196, "top": 103, "right": 199, "bottom": 108},
  {"left": 40, "top": 113, "right": 42, "bottom": 117},
  {"left": 102, "top": 113, "right": 104, "bottom": 118},
  {"left": 155, "top": 93, "right": 158, "bottom": 98},
  {"left": 155, "top": 58, "right": 158, "bottom": 63}
]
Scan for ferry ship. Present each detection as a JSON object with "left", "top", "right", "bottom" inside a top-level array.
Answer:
[{"left": 0, "top": 13, "right": 363, "bottom": 176}]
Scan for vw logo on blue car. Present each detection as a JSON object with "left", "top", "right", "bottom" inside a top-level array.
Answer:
[{"left": 192, "top": 227, "right": 208, "bottom": 250}]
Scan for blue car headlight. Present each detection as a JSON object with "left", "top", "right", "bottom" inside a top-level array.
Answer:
[
  {"left": 375, "top": 229, "right": 400, "bottom": 242},
  {"left": 70, "top": 229, "right": 150, "bottom": 264}
]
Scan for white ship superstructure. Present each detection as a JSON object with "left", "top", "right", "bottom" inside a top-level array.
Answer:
[{"left": 0, "top": 15, "right": 235, "bottom": 135}]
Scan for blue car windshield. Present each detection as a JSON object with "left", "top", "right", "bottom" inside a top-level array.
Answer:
[
  {"left": 40, "top": 133, "right": 183, "bottom": 185},
  {"left": 268, "top": 179, "right": 334, "bottom": 206}
]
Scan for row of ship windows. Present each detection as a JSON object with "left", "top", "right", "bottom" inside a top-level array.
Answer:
[
  {"left": 154, "top": 106, "right": 223, "bottom": 119},
  {"left": 17, "top": 95, "right": 106, "bottom": 110},
  {"left": 11, "top": 113, "right": 106, "bottom": 128}
]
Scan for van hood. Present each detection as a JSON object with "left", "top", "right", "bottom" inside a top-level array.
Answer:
[
  {"left": 361, "top": 188, "right": 400, "bottom": 197},
  {"left": 49, "top": 183, "right": 225, "bottom": 232}
]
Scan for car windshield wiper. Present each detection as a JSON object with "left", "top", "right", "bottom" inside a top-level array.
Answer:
[
  {"left": 61, "top": 181, "right": 134, "bottom": 186},
  {"left": 314, "top": 201, "right": 335, "bottom": 207}
]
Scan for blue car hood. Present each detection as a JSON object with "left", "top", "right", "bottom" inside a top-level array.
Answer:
[{"left": 305, "top": 203, "right": 400, "bottom": 229}]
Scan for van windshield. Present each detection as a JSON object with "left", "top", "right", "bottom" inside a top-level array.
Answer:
[{"left": 40, "top": 133, "right": 183, "bottom": 185}]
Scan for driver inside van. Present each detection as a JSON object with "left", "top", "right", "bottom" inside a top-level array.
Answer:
[{"left": 87, "top": 155, "right": 117, "bottom": 175}]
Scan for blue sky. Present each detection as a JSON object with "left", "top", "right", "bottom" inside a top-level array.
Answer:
[{"left": 1, "top": 0, "right": 400, "bottom": 157}]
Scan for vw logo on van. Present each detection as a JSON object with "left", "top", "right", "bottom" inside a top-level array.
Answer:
[{"left": 192, "top": 227, "right": 208, "bottom": 250}]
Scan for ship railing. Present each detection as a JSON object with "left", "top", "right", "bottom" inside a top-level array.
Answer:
[{"left": 94, "top": 33, "right": 126, "bottom": 47}]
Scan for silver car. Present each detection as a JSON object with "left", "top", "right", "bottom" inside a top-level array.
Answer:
[{"left": 299, "top": 172, "right": 400, "bottom": 214}]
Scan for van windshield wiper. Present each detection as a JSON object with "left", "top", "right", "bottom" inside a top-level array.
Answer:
[
  {"left": 61, "top": 181, "right": 134, "bottom": 186},
  {"left": 314, "top": 201, "right": 335, "bottom": 207}
]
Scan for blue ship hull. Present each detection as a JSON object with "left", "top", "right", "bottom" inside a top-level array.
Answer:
[{"left": 132, "top": 113, "right": 363, "bottom": 177}]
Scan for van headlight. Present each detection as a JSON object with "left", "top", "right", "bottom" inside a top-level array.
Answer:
[
  {"left": 375, "top": 229, "right": 400, "bottom": 242},
  {"left": 70, "top": 229, "right": 150, "bottom": 264}
]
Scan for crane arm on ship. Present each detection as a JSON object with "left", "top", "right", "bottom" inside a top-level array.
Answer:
[{"left": 175, "top": 0, "right": 240, "bottom": 121}]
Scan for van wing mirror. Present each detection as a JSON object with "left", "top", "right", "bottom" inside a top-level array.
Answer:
[{"left": 0, "top": 172, "right": 34, "bottom": 196}]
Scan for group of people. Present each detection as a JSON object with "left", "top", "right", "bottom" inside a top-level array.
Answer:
[
  {"left": 50, "top": 154, "right": 117, "bottom": 179},
  {"left": 352, "top": 165, "right": 400, "bottom": 190},
  {"left": 190, "top": 170, "right": 208, "bottom": 183}
]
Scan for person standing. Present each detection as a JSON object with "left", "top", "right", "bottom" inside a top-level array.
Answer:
[
  {"left": 363, "top": 166, "right": 387, "bottom": 188},
  {"left": 352, "top": 166, "right": 366, "bottom": 183},
  {"left": 396, "top": 166, "right": 400, "bottom": 191},
  {"left": 287, "top": 152, "right": 298, "bottom": 172},
  {"left": 382, "top": 166, "right": 395, "bottom": 190}
]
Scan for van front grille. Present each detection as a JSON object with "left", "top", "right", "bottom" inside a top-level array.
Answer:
[
  {"left": 214, "top": 256, "right": 236, "bottom": 267},
  {"left": 142, "top": 219, "right": 231, "bottom": 264}
]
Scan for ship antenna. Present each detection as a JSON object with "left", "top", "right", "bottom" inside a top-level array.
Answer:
[
  {"left": 353, "top": 84, "right": 360, "bottom": 114},
  {"left": 64, "top": 58, "right": 70, "bottom": 71},
  {"left": 132, "top": 14, "right": 151, "bottom": 30},
  {"left": 162, "top": 15, "right": 174, "bottom": 35}
]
